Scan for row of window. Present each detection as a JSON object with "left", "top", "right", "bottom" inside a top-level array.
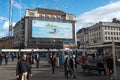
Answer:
[
  {"left": 105, "top": 36, "right": 120, "bottom": 40},
  {"left": 29, "top": 11, "right": 63, "bottom": 20},
  {"left": 89, "top": 27, "right": 100, "bottom": 33},
  {"left": 104, "top": 31, "right": 120, "bottom": 35},
  {"left": 39, "top": 14, "right": 62, "bottom": 19},
  {"left": 104, "top": 27, "right": 120, "bottom": 31},
  {"left": 89, "top": 32, "right": 101, "bottom": 37}
]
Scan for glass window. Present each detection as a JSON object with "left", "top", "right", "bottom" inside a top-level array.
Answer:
[
  {"left": 105, "top": 37, "right": 107, "bottom": 40},
  {"left": 117, "top": 32, "right": 118, "bottom": 35},
  {"left": 117, "top": 37, "right": 119, "bottom": 40},
  {"left": 105, "top": 31, "right": 107, "bottom": 35},
  {"left": 111, "top": 32, "right": 113, "bottom": 35},
  {"left": 108, "top": 32, "right": 110, "bottom": 35},
  {"left": 114, "top": 32, "right": 115, "bottom": 35},
  {"left": 111, "top": 37, "right": 113, "bottom": 40}
]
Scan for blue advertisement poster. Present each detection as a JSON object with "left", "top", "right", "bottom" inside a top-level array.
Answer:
[
  {"left": 32, "top": 20, "right": 73, "bottom": 39},
  {"left": 63, "top": 41, "right": 76, "bottom": 49}
]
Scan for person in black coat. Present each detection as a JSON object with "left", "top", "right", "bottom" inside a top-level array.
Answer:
[
  {"left": 35, "top": 53, "right": 40, "bottom": 68},
  {"left": 16, "top": 53, "right": 32, "bottom": 80},
  {"left": 28, "top": 55, "right": 34, "bottom": 65},
  {"left": 51, "top": 53, "right": 57, "bottom": 74},
  {"left": 64, "top": 57, "right": 70, "bottom": 79},
  {"left": 97, "top": 61, "right": 106, "bottom": 75},
  {"left": 4, "top": 53, "right": 9, "bottom": 65},
  {"left": 0, "top": 53, "right": 3, "bottom": 65},
  {"left": 69, "top": 56, "right": 76, "bottom": 79},
  {"left": 106, "top": 56, "right": 113, "bottom": 74}
]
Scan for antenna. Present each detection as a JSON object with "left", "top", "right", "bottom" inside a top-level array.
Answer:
[
  {"left": 9, "top": 0, "right": 13, "bottom": 48},
  {"left": 9, "top": 0, "right": 13, "bottom": 37}
]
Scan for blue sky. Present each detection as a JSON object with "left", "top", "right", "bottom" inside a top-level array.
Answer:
[{"left": 0, "top": 0, "right": 120, "bottom": 37}]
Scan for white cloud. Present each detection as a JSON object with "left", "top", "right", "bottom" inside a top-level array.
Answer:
[
  {"left": 76, "top": 1, "right": 120, "bottom": 32},
  {"left": 3, "top": 21, "right": 16, "bottom": 30},
  {"left": 0, "top": 16, "right": 7, "bottom": 21},
  {"left": 0, "top": 32, "right": 8, "bottom": 37}
]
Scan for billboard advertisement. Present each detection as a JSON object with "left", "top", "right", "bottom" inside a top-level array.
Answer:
[
  {"left": 32, "top": 20, "right": 73, "bottom": 39},
  {"left": 63, "top": 41, "right": 76, "bottom": 49}
]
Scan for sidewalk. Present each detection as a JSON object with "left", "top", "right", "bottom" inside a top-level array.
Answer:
[{"left": 0, "top": 58, "right": 117, "bottom": 80}]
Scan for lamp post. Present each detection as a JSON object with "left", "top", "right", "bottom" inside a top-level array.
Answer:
[
  {"left": 53, "top": 40, "right": 56, "bottom": 49},
  {"left": 112, "top": 40, "right": 117, "bottom": 80}
]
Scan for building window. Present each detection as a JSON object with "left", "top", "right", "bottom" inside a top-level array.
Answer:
[
  {"left": 108, "top": 37, "right": 110, "bottom": 40},
  {"left": 105, "top": 27, "right": 106, "bottom": 30},
  {"left": 105, "top": 37, "right": 107, "bottom": 40},
  {"left": 117, "top": 32, "right": 118, "bottom": 35},
  {"left": 111, "top": 37, "right": 113, "bottom": 40},
  {"left": 105, "top": 31, "right": 107, "bottom": 35},
  {"left": 117, "top": 37, "right": 119, "bottom": 40},
  {"left": 108, "top": 32, "right": 110, "bottom": 35},
  {"left": 99, "top": 32, "right": 101, "bottom": 35},
  {"left": 114, "top": 32, "right": 115, "bottom": 35},
  {"left": 111, "top": 32, "right": 113, "bottom": 35}
]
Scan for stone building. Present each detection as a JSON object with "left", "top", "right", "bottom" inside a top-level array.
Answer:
[{"left": 13, "top": 8, "right": 76, "bottom": 49}]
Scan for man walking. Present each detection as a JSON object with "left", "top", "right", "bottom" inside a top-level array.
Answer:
[
  {"left": 69, "top": 55, "right": 76, "bottom": 79},
  {"left": 51, "top": 53, "right": 57, "bottom": 74},
  {"left": 0, "top": 53, "right": 3, "bottom": 65},
  {"left": 35, "top": 53, "right": 40, "bottom": 68},
  {"left": 4, "top": 53, "right": 9, "bottom": 65},
  {"left": 16, "top": 53, "right": 32, "bottom": 80},
  {"left": 64, "top": 57, "right": 70, "bottom": 79}
]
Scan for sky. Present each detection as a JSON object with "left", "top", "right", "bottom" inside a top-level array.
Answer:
[{"left": 0, "top": 0, "right": 120, "bottom": 37}]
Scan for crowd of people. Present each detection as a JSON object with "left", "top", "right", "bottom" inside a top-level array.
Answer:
[
  {"left": 0, "top": 51, "right": 115, "bottom": 80},
  {"left": 64, "top": 55, "right": 78, "bottom": 79},
  {"left": 0, "top": 53, "right": 15, "bottom": 66},
  {"left": 62, "top": 52, "right": 114, "bottom": 79}
]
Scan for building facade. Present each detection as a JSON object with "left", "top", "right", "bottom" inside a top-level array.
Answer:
[
  {"left": 0, "top": 37, "right": 13, "bottom": 49},
  {"left": 77, "top": 19, "right": 120, "bottom": 57},
  {"left": 13, "top": 8, "right": 76, "bottom": 49}
]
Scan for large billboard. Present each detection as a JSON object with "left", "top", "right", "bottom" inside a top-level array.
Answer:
[{"left": 32, "top": 20, "right": 73, "bottom": 39}]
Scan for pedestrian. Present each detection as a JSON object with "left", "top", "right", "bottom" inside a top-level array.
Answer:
[
  {"left": 16, "top": 53, "right": 32, "bottom": 80},
  {"left": 81, "top": 53, "right": 86, "bottom": 65},
  {"left": 17, "top": 53, "right": 21, "bottom": 60},
  {"left": 28, "top": 55, "right": 34, "bottom": 65},
  {"left": 0, "top": 53, "right": 3, "bottom": 65},
  {"left": 4, "top": 53, "right": 9, "bottom": 65},
  {"left": 64, "top": 57, "right": 70, "bottom": 79},
  {"left": 51, "top": 53, "right": 57, "bottom": 74},
  {"left": 69, "top": 55, "right": 76, "bottom": 79},
  {"left": 11, "top": 53, "right": 15, "bottom": 62},
  {"left": 92, "top": 53, "right": 95, "bottom": 59},
  {"left": 97, "top": 61, "right": 106, "bottom": 75},
  {"left": 106, "top": 56, "right": 113, "bottom": 78},
  {"left": 35, "top": 53, "right": 40, "bottom": 68}
]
